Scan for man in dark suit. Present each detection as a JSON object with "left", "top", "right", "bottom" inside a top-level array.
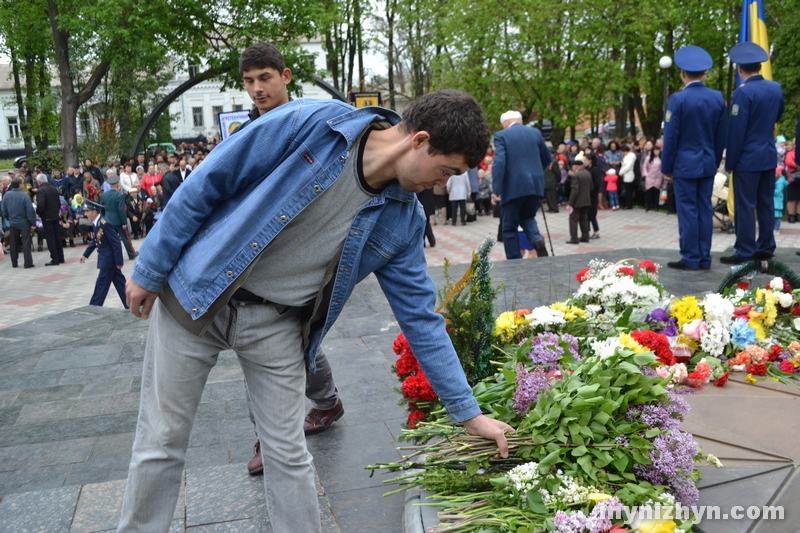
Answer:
[
  {"left": 566, "top": 159, "right": 592, "bottom": 243},
  {"left": 35, "top": 174, "right": 65, "bottom": 266},
  {"left": 176, "top": 158, "right": 191, "bottom": 183},
  {"left": 79, "top": 199, "right": 128, "bottom": 307},
  {"left": 491, "top": 110, "right": 552, "bottom": 259},
  {"left": 722, "top": 42, "right": 785, "bottom": 264},
  {"left": 161, "top": 163, "right": 181, "bottom": 207},
  {"left": 661, "top": 45, "right": 727, "bottom": 270}
]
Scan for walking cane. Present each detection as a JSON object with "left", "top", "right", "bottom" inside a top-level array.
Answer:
[{"left": 539, "top": 202, "right": 555, "bottom": 256}]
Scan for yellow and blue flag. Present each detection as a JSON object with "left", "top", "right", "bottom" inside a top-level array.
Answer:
[{"left": 738, "top": 0, "right": 773, "bottom": 81}]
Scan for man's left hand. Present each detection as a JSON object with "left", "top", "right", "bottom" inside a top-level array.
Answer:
[{"left": 462, "top": 414, "right": 514, "bottom": 458}]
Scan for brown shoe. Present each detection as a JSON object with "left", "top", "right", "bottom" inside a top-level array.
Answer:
[
  {"left": 303, "top": 399, "right": 344, "bottom": 435},
  {"left": 247, "top": 440, "right": 263, "bottom": 476}
]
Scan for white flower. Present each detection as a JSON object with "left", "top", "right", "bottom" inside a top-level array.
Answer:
[
  {"left": 700, "top": 321, "right": 730, "bottom": 356},
  {"left": 590, "top": 338, "right": 622, "bottom": 359},
  {"left": 524, "top": 306, "right": 566, "bottom": 327},
  {"left": 702, "top": 293, "right": 734, "bottom": 327},
  {"left": 793, "top": 317, "right": 800, "bottom": 331},
  {"left": 776, "top": 292, "right": 794, "bottom": 308},
  {"left": 706, "top": 454, "right": 723, "bottom": 468},
  {"left": 732, "top": 364, "right": 746, "bottom": 372},
  {"left": 769, "top": 277, "right": 785, "bottom": 291}
]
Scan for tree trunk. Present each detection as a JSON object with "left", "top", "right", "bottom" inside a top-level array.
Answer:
[
  {"left": 324, "top": 31, "right": 340, "bottom": 93},
  {"left": 39, "top": 59, "right": 49, "bottom": 150},
  {"left": 48, "top": 0, "right": 110, "bottom": 168},
  {"left": 386, "top": 0, "right": 396, "bottom": 109},
  {"left": 9, "top": 48, "right": 33, "bottom": 158}
]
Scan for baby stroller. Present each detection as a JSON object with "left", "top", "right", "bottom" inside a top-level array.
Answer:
[{"left": 712, "top": 172, "right": 734, "bottom": 234}]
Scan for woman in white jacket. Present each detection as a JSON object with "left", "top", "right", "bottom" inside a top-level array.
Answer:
[
  {"left": 446, "top": 171, "right": 471, "bottom": 226},
  {"left": 619, "top": 145, "right": 637, "bottom": 209}
]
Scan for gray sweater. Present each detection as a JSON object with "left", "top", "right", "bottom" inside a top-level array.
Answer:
[{"left": 1, "top": 188, "right": 36, "bottom": 230}]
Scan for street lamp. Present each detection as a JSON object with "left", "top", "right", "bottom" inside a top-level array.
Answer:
[{"left": 659, "top": 56, "right": 672, "bottom": 135}]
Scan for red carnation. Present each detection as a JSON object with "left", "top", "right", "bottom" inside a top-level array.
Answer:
[
  {"left": 639, "top": 260, "right": 657, "bottom": 273},
  {"left": 737, "top": 281, "right": 750, "bottom": 290},
  {"left": 768, "top": 344, "right": 782, "bottom": 362},
  {"left": 714, "top": 372, "right": 730, "bottom": 387},
  {"left": 407, "top": 410, "right": 426, "bottom": 429},
  {"left": 783, "top": 280, "right": 793, "bottom": 293},
  {"left": 746, "top": 363, "right": 767, "bottom": 376},
  {"left": 618, "top": 266, "right": 636, "bottom": 276},
  {"left": 395, "top": 352, "right": 421, "bottom": 377},
  {"left": 780, "top": 360, "right": 796, "bottom": 374},
  {"left": 631, "top": 330, "right": 675, "bottom": 367},
  {"left": 576, "top": 268, "right": 591, "bottom": 283},
  {"left": 792, "top": 305, "right": 800, "bottom": 316},
  {"left": 401, "top": 372, "right": 438, "bottom": 401},
  {"left": 393, "top": 333, "right": 411, "bottom": 356}
]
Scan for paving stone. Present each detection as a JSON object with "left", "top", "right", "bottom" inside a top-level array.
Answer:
[
  {"left": 0, "top": 412, "right": 138, "bottom": 447},
  {"left": 207, "top": 363, "right": 246, "bottom": 383},
  {"left": 115, "top": 362, "right": 143, "bottom": 379},
  {"left": 195, "top": 401, "right": 228, "bottom": 422},
  {"left": 12, "top": 384, "right": 84, "bottom": 406},
  {"left": 0, "top": 406, "right": 22, "bottom": 427},
  {"left": 307, "top": 421, "right": 399, "bottom": 493},
  {"left": 768, "top": 466, "right": 800, "bottom": 532},
  {"left": 226, "top": 398, "right": 249, "bottom": 420},
  {"left": 0, "top": 390, "right": 20, "bottom": 408},
  {"left": 186, "top": 517, "right": 272, "bottom": 532},
  {"left": 0, "top": 370, "right": 63, "bottom": 393},
  {"left": 185, "top": 444, "right": 231, "bottom": 469},
  {"left": 326, "top": 484, "right": 404, "bottom": 532},
  {"left": 69, "top": 392, "right": 140, "bottom": 419},
  {"left": 201, "top": 380, "right": 246, "bottom": 402},
  {"left": 64, "top": 458, "right": 131, "bottom": 487},
  {"left": 217, "top": 417, "right": 256, "bottom": 444},
  {"left": 185, "top": 464, "right": 267, "bottom": 526},
  {"left": 59, "top": 365, "right": 120, "bottom": 386},
  {"left": 0, "top": 464, "right": 70, "bottom": 495},
  {"left": 229, "top": 439, "right": 257, "bottom": 466},
  {"left": 16, "top": 400, "right": 67, "bottom": 424},
  {"left": 35, "top": 345, "right": 123, "bottom": 372},
  {"left": 69, "top": 478, "right": 127, "bottom": 533},
  {"left": 187, "top": 420, "right": 220, "bottom": 448},
  {"left": 0, "top": 485, "right": 80, "bottom": 533},
  {"left": 89, "top": 432, "right": 135, "bottom": 462},
  {"left": 118, "top": 342, "right": 145, "bottom": 364},
  {"left": 0, "top": 437, "right": 94, "bottom": 472},
  {"left": 80, "top": 378, "right": 133, "bottom": 398},
  {"left": 0, "top": 354, "right": 45, "bottom": 375}
]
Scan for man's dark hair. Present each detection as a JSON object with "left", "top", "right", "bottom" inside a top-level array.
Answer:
[
  {"left": 400, "top": 90, "right": 490, "bottom": 169},
  {"left": 739, "top": 64, "right": 761, "bottom": 76},
  {"left": 239, "top": 42, "right": 286, "bottom": 75},
  {"left": 10, "top": 177, "right": 22, "bottom": 188},
  {"left": 621, "top": 145, "right": 631, "bottom": 152}
]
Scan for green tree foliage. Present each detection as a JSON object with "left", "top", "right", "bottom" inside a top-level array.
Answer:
[{"left": 770, "top": 0, "right": 800, "bottom": 136}]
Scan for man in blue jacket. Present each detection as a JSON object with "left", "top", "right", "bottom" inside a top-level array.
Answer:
[
  {"left": 661, "top": 45, "right": 727, "bottom": 270},
  {"left": 1, "top": 177, "right": 36, "bottom": 269},
  {"left": 491, "top": 110, "right": 552, "bottom": 259},
  {"left": 722, "top": 42, "right": 785, "bottom": 264},
  {"left": 118, "top": 91, "right": 513, "bottom": 533}
]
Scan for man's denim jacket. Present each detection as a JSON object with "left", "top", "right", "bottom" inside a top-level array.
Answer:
[{"left": 131, "top": 99, "right": 480, "bottom": 422}]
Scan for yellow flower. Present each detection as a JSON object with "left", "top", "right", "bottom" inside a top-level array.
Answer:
[
  {"left": 677, "top": 334, "right": 698, "bottom": 352},
  {"left": 550, "top": 302, "right": 587, "bottom": 322},
  {"left": 494, "top": 311, "right": 518, "bottom": 337},
  {"left": 586, "top": 493, "right": 613, "bottom": 502},
  {"left": 619, "top": 332, "right": 648, "bottom": 353},
  {"left": 763, "top": 291, "right": 778, "bottom": 327},
  {"left": 638, "top": 519, "right": 677, "bottom": 533},
  {"left": 748, "top": 317, "right": 767, "bottom": 341},
  {"left": 746, "top": 374, "right": 757, "bottom": 384},
  {"left": 671, "top": 296, "right": 703, "bottom": 327}
]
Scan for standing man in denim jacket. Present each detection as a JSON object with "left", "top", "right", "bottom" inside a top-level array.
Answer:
[
  {"left": 118, "top": 90, "right": 513, "bottom": 533},
  {"left": 231, "top": 42, "right": 346, "bottom": 477}
]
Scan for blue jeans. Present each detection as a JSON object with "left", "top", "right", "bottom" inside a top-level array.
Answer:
[
  {"left": 118, "top": 299, "right": 320, "bottom": 533},
  {"left": 608, "top": 191, "right": 619, "bottom": 207},
  {"left": 501, "top": 195, "right": 544, "bottom": 259}
]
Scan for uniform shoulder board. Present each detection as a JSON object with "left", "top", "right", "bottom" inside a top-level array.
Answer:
[
  {"left": 731, "top": 104, "right": 739, "bottom": 116},
  {"left": 665, "top": 111, "right": 672, "bottom": 123}
]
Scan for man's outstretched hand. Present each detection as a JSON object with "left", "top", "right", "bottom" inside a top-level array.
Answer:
[
  {"left": 126, "top": 278, "right": 159, "bottom": 319},
  {"left": 462, "top": 414, "right": 515, "bottom": 458}
]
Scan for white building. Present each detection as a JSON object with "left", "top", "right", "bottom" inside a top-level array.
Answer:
[{"left": 0, "top": 39, "right": 335, "bottom": 152}]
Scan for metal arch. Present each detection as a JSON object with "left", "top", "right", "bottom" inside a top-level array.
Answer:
[{"left": 129, "top": 69, "right": 347, "bottom": 160}]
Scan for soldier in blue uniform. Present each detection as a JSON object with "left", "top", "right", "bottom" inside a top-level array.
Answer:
[
  {"left": 722, "top": 41, "right": 785, "bottom": 264},
  {"left": 661, "top": 45, "right": 727, "bottom": 270},
  {"left": 79, "top": 199, "right": 128, "bottom": 308}
]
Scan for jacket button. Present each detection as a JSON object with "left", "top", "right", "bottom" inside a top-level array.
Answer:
[
  {"left": 192, "top": 307, "right": 198, "bottom": 313},
  {"left": 313, "top": 185, "right": 321, "bottom": 193},
  {"left": 339, "top": 155, "right": 346, "bottom": 162},
  {"left": 226, "top": 271, "right": 233, "bottom": 278},
  {"left": 251, "top": 243, "right": 259, "bottom": 250},
  {"left": 280, "top": 215, "right": 288, "bottom": 223}
]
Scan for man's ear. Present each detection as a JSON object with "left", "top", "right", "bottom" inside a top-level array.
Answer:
[{"left": 410, "top": 131, "right": 430, "bottom": 150}]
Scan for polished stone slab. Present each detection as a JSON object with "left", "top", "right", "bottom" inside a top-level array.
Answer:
[{"left": 0, "top": 486, "right": 80, "bottom": 533}]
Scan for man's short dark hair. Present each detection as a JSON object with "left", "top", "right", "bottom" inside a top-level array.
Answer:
[
  {"left": 239, "top": 42, "right": 286, "bottom": 75},
  {"left": 621, "top": 145, "right": 631, "bottom": 152},
  {"left": 739, "top": 64, "right": 761, "bottom": 76},
  {"left": 400, "top": 90, "right": 490, "bottom": 169},
  {"left": 10, "top": 177, "right": 22, "bottom": 188}
]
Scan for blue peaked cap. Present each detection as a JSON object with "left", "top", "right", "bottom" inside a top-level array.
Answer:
[
  {"left": 730, "top": 42, "right": 769, "bottom": 67},
  {"left": 674, "top": 46, "right": 713, "bottom": 73}
]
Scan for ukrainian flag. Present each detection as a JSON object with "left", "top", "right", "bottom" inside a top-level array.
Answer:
[{"left": 738, "top": 0, "right": 773, "bottom": 81}]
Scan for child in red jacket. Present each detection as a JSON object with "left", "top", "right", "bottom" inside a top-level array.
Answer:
[{"left": 604, "top": 169, "right": 619, "bottom": 210}]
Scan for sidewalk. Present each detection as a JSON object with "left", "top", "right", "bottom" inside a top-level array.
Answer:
[{"left": 5, "top": 206, "right": 798, "bottom": 329}]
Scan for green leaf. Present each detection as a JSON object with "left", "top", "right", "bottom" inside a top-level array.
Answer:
[
  {"left": 577, "top": 455, "right": 594, "bottom": 475},
  {"left": 489, "top": 476, "right": 509, "bottom": 488},
  {"left": 571, "top": 445, "right": 588, "bottom": 457},
  {"left": 645, "top": 428, "right": 662, "bottom": 438},
  {"left": 594, "top": 411, "right": 611, "bottom": 425},
  {"left": 526, "top": 490, "right": 547, "bottom": 514},
  {"left": 466, "top": 460, "right": 480, "bottom": 476},
  {"left": 633, "top": 352, "right": 657, "bottom": 366}
]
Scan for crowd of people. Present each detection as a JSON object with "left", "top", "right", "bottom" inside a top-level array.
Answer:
[{"left": 0, "top": 144, "right": 209, "bottom": 268}]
